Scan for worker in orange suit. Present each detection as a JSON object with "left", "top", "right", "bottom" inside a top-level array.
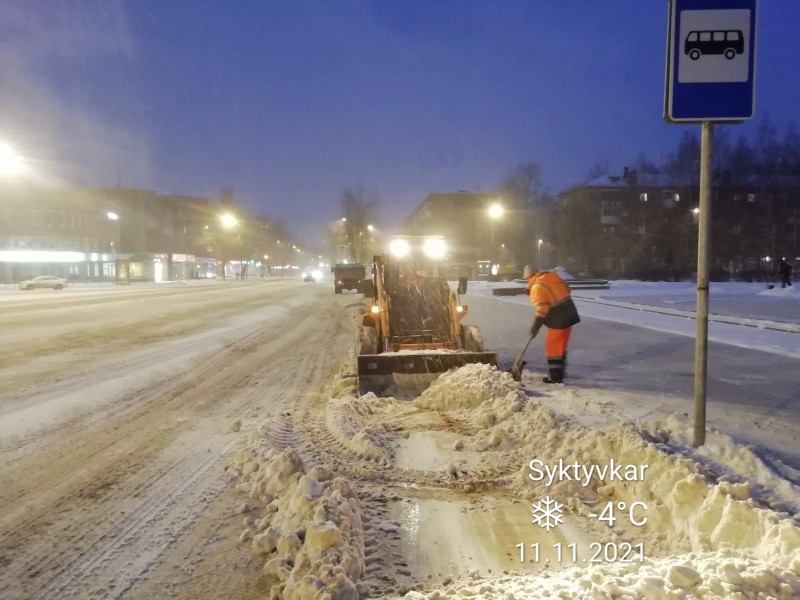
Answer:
[{"left": 524, "top": 265, "right": 581, "bottom": 384}]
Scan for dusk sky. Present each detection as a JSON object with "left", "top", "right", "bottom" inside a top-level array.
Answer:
[{"left": 1, "top": 1, "right": 799, "bottom": 241}]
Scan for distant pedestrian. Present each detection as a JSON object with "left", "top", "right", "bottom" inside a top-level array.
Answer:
[
  {"left": 778, "top": 258, "right": 793, "bottom": 288},
  {"left": 524, "top": 265, "right": 581, "bottom": 384}
]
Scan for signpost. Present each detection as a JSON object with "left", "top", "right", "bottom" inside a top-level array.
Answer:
[{"left": 664, "top": 0, "right": 757, "bottom": 447}]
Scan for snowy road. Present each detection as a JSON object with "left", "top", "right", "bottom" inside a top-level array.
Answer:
[
  {"left": 2, "top": 280, "right": 798, "bottom": 599},
  {"left": 0, "top": 280, "right": 352, "bottom": 599}
]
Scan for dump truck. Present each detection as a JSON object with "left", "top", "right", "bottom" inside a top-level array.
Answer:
[
  {"left": 332, "top": 263, "right": 366, "bottom": 294},
  {"left": 357, "top": 235, "right": 497, "bottom": 393}
]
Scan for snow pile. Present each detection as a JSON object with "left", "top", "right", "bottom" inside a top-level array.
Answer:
[
  {"left": 552, "top": 265, "right": 575, "bottom": 280},
  {"left": 451, "top": 397, "right": 800, "bottom": 570},
  {"left": 414, "top": 363, "right": 521, "bottom": 411},
  {"left": 404, "top": 549, "right": 800, "bottom": 599},
  {"left": 326, "top": 393, "right": 394, "bottom": 463},
  {"left": 650, "top": 413, "right": 800, "bottom": 514},
  {"left": 230, "top": 421, "right": 366, "bottom": 600}
]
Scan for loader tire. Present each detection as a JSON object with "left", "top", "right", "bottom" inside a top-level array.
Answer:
[
  {"left": 359, "top": 326, "right": 378, "bottom": 355},
  {"left": 462, "top": 324, "right": 484, "bottom": 352}
]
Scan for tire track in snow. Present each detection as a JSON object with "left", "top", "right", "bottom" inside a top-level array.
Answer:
[{"left": 0, "top": 294, "right": 338, "bottom": 599}]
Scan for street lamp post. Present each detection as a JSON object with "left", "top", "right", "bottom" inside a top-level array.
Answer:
[
  {"left": 219, "top": 213, "right": 239, "bottom": 280},
  {"left": 487, "top": 203, "right": 504, "bottom": 269},
  {"left": 537, "top": 239, "right": 544, "bottom": 270}
]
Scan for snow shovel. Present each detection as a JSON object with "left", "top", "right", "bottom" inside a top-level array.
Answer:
[{"left": 509, "top": 333, "right": 536, "bottom": 382}]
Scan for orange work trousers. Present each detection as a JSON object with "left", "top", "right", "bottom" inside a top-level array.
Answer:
[{"left": 545, "top": 326, "right": 572, "bottom": 361}]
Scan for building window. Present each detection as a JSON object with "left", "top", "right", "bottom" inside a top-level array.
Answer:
[
  {"left": 601, "top": 202, "right": 621, "bottom": 217},
  {"left": 638, "top": 226, "right": 646, "bottom": 234},
  {"left": 732, "top": 225, "right": 741, "bottom": 235},
  {"left": 747, "top": 193, "right": 756, "bottom": 202},
  {"left": 44, "top": 212, "right": 54, "bottom": 227},
  {"left": 130, "top": 262, "right": 143, "bottom": 278},
  {"left": 603, "top": 225, "right": 616, "bottom": 233},
  {"left": 604, "top": 258, "right": 614, "bottom": 270},
  {"left": 32, "top": 211, "right": 42, "bottom": 227}
]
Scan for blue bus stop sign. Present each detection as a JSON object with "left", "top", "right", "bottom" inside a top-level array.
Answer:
[{"left": 665, "top": 0, "right": 757, "bottom": 122}]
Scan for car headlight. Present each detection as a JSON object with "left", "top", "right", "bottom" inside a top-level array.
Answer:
[
  {"left": 423, "top": 238, "right": 447, "bottom": 259},
  {"left": 389, "top": 238, "right": 411, "bottom": 258},
  {"left": 311, "top": 270, "right": 323, "bottom": 280}
]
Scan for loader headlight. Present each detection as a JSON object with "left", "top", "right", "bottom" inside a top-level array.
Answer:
[
  {"left": 370, "top": 305, "right": 381, "bottom": 314},
  {"left": 423, "top": 238, "right": 447, "bottom": 259},
  {"left": 389, "top": 238, "right": 410, "bottom": 258},
  {"left": 455, "top": 305, "right": 464, "bottom": 313}
]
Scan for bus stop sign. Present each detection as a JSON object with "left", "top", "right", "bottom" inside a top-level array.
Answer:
[{"left": 665, "top": 0, "right": 757, "bottom": 122}]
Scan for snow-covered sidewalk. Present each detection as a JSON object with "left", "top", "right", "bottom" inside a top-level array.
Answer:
[{"left": 464, "top": 280, "right": 800, "bottom": 358}]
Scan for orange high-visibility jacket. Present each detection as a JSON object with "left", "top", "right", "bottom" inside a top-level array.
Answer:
[{"left": 527, "top": 271, "right": 581, "bottom": 329}]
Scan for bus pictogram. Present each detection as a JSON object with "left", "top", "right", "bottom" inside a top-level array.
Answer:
[{"left": 684, "top": 30, "right": 744, "bottom": 60}]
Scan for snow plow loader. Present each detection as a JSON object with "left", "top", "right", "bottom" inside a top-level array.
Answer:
[{"left": 357, "top": 236, "right": 497, "bottom": 393}]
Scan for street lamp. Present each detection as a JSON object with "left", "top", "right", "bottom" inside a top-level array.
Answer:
[
  {"left": 537, "top": 239, "right": 544, "bottom": 270},
  {"left": 220, "top": 213, "right": 238, "bottom": 229},
  {"left": 107, "top": 212, "right": 119, "bottom": 221},
  {"left": 0, "top": 142, "right": 24, "bottom": 177},
  {"left": 487, "top": 203, "right": 504, "bottom": 264}
]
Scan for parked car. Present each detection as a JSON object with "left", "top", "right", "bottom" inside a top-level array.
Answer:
[{"left": 18, "top": 276, "right": 69, "bottom": 290}]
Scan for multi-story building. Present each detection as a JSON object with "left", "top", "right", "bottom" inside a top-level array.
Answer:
[
  {"left": 555, "top": 167, "right": 800, "bottom": 279},
  {"left": 0, "top": 183, "right": 122, "bottom": 283},
  {"left": 400, "top": 192, "right": 525, "bottom": 278},
  {"left": 91, "top": 187, "right": 216, "bottom": 280},
  {"left": 0, "top": 184, "right": 229, "bottom": 283}
]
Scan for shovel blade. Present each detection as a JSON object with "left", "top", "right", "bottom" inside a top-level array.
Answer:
[{"left": 509, "top": 360, "right": 526, "bottom": 382}]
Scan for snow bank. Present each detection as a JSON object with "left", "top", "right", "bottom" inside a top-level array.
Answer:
[
  {"left": 230, "top": 420, "right": 366, "bottom": 599},
  {"left": 405, "top": 549, "right": 800, "bottom": 599},
  {"left": 414, "top": 363, "right": 521, "bottom": 411},
  {"left": 649, "top": 414, "right": 800, "bottom": 514},
  {"left": 456, "top": 398, "right": 800, "bottom": 572},
  {"left": 326, "top": 393, "right": 395, "bottom": 463},
  {"left": 402, "top": 395, "right": 800, "bottom": 598}
]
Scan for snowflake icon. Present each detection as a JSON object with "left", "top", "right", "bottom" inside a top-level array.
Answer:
[{"left": 531, "top": 496, "right": 564, "bottom": 531}]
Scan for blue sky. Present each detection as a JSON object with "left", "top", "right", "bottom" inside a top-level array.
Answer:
[{"left": 1, "top": 1, "right": 799, "bottom": 240}]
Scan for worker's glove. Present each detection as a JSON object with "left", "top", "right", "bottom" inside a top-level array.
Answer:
[{"left": 530, "top": 317, "right": 544, "bottom": 338}]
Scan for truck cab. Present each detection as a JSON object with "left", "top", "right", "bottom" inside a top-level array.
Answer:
[{"left": 332, "top": 263, "right": 366, "bottom": 294}]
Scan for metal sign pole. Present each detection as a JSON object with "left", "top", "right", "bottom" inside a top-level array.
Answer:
[{"left": 693, "top": 120, "right": 714, "bottom": 448}]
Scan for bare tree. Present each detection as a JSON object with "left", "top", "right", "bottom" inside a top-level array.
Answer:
[
  {"left": 498, "top": 162, "right": 549, "bottom": 266},
  {"left": 340, "top": 184, "right": 380, "bottom": 263},
  {"left": 584, "top": 159, "right": 609, "bottom": 182}
]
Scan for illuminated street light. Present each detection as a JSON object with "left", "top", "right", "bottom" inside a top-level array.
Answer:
[
  {"left": 538, "top": 239, "right": 544, "bottom": 270},
  {"left": 220, "top": 213, "right": 238, "bottom": 228},
  {"left": 220, "top": 213, "right": 239, "bottom": 228},
  {"left": 487, "top": 203, "right": 504, "bottom": 263},
  {"left": 487, "top": 203, "right": 504, "bottom": 220},
  {"left": 0, "top": 142, "right": 24, "bottom": 177},
  {"left": 692, "top": 207, "right": 700, "bottom": 215},
  {"left": 107, "top": 212, "right": 119, "bottom": 221},
  {"left": 367, "top": 224, "right": 375, "bottom": 232}
]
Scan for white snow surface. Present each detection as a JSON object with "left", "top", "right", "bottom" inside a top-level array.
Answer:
[
  {"left": 413, "top": 363, "right": 521, "bottom": 411},
  {"left": 464, "top": 279, "right": 800, "bottom": 357},
  {"left": 231, "top": 421, "right": 365, "bottom": 600},
  {"left": 380, "top": 364, "right": 800, "bottom": 598}
]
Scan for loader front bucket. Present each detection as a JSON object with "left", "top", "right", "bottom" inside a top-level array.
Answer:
[
  {"left": 357, "top": 351, "right": 498, "bottom": 396},
  {"left": 358, "top": 352, "right": 497, "bottom": 376}
]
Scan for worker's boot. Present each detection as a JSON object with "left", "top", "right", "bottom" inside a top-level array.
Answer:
[{"left": 543, "top": 357, "right": 564, "bottom": 384}]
